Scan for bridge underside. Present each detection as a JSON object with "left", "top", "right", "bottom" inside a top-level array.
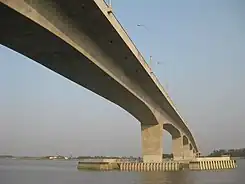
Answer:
[
  {"left": 0, "top": 1, "right": 159, "bottom": 125},
  {"left": 0, "top": 0, "right": 198, "bottom": 162}
]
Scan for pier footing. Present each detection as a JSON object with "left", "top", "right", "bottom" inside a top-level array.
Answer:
[{"left": 77, "top": 157, "right": 237, "bottom": 172}]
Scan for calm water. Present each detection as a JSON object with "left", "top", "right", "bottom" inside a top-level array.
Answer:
[{"left": 0, "top": 159, "right": 244, "bottom": 184}]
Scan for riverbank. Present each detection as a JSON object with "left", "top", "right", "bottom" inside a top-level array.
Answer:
[{"left": 0, "top": 157, "right": 76, "bottom": 161}]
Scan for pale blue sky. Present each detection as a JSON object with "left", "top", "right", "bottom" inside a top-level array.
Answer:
[{"left": 0, "top": 0, "right": 244, "bottom": 157}]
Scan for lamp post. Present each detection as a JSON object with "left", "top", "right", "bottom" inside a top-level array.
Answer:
[
  {"left": 106, "top": 0, "right": 112, "bottom": 14},
  {"left": 136, "top": 24, "right": 162, "bottom": 68},
  {"left": 137, "top": 24, "right": 169, "bottom": 92},
  {"left": 136, "top": 24, "right": 153, "bottom": 69},
  {"left": 149, "top": 55, "right": 153, "bottom": 67},
  {"left": 108, "top": 0, "right": 112, "bottom": 7},
  {"left": 137, "top": 24, "right": 149, "bottom": 31}
]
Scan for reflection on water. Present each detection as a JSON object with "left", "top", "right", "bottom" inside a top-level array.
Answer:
[
  {"left": 140, "top": 171, "right": 192, "bottom": 184},
  {"left": 0, "top": 159, "right": 244, "bottom": 184}
]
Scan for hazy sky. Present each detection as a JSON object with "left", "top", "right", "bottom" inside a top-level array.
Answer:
[{"left": 0, "top": 0, "right": 244, "bottom": 157}]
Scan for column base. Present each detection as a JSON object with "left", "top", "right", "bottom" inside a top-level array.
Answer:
[{"left": 143, "top": 155, "right": 162, "bottom": 163}]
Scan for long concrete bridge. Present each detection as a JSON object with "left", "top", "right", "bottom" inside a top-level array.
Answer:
[{"left": 0, "top": 0, "right": 199, "bottom": 162}]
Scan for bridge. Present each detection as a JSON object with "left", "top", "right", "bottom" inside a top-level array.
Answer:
[{"left": 0, "top": 0, "right": 199, "bottom": 162}]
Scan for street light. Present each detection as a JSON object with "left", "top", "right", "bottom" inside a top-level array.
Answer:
[
  {"left": 137, "top": 24, "right": 170, "bottom": 93},
  {"left": 136, "top": 24, "right": 153, "bottom": 69},
  {"left": 149, "top": 55, "right": 163, "bottom": 68},
  {"left": 137, "top": 24, "right": 162, "bottom": 67},
  {"left": 149, "top": 55, "right": 153, "bottom": 67},
  {"left": 137, "top": 24, "right": 149, "bottom": 31},
  {"left": 107, "top": 0, "right": 112, "bottom": 7},
  {"left": 106, "top": 0, "right": 112, "bottom": 14}
]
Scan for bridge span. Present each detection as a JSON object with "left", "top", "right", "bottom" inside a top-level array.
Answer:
[{"left": 0, "top": 0, "right": 199, "bottom": 162}]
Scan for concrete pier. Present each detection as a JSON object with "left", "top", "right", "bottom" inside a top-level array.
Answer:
[
  {"left": 141, "top": 124, "right": 163, "bottom": 163},
  {"left": 77, "top": 156, "right": 237, "bottom": 172}
]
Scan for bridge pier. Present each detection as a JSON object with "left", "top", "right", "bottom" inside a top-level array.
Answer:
[
  {"left": 141, "top": 124, "right": 163, "bottom": 163},
  {"left": 189, "top": 144, "right": 195, "bottom": 158},
  {"left": 183, "top": 143, "right": 194, "bottom": 160},
  {"left": 172, "top": 135, "right": 195, "bottom": 161},
  {"left": 183, "top": 149, "right": 194, "bottom": 160},
  {"left": 172, "top": 136, "right": 184, "bottom": 160}
]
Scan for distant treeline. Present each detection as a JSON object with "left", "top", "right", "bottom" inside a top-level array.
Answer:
[
  {"left": 77, "top": 154, "right": 174, "bottom": 160},
  {"left": 0, "top": 154, "right": 174, "bottom": 160},
  {"left": 0, "top": 155, "right": 13, "bottom": 158},
  {"left": 208, "top": 148, "right": 245, "bottom": 157}
]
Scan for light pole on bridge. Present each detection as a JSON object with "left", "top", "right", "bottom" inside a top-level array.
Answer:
[
  {"left": 108, "top": 0, "right": 112, "bottom": 7},
  {"left": 106, "top": 0, "right": 113, "bottom": 14},
  {"left": 136, "top": 23, "right": 169, "bottom": 92},
  {"left": 136, "top": 24, "right": 162, "bottom": 70},
  {"left": 137, "top": 24, "right": 149, "bottom": 31}
]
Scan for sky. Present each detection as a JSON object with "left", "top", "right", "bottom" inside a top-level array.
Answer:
[{"left": 0, "top": 0, "right": 245, "bottom": 157}]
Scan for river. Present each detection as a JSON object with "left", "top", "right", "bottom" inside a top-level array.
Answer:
[{"left": 0, "top": 159, "right": 244, "bottom": 184}]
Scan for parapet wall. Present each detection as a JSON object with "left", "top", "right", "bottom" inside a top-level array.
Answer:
[
  {"left": 189, "top": 159, "right": 237, "bottom": 170},
  {"left": 195, "top": 156, "right": 231, "bottom": 161}
]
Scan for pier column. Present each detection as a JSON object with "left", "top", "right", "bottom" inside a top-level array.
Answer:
[
  {"left": 183, "top": 142, "right": 195, "bottom": 160},
  {"left": 188, "top": 144, "right": 194, "bottom": 158},
  {"left": 183, "top": 135, "right": 191, "bottom": 159},
  {"left": 172, "top": 136, "right": 183, "bottom": 160},
  {"left": 141, "top": 124, "right": 163, "bottom": 163}
]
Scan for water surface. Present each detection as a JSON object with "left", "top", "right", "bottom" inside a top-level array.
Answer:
[{"left": 0, "top": 159, "right": 244, "bottom": 184}]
